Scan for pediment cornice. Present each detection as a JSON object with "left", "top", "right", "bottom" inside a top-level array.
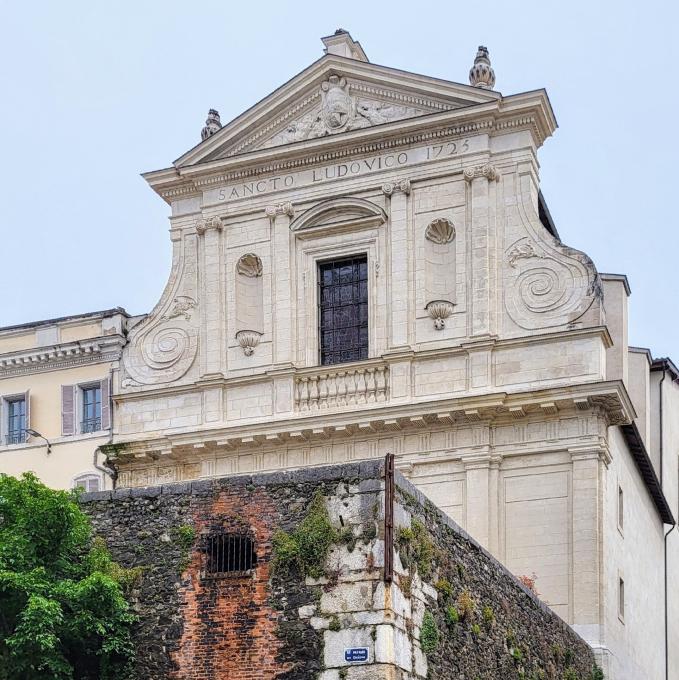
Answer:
[
  {"left": 173, "top": 54, "right": 503, "bottom": 169},
  {"left": 145, "top": 90, "right": 555, "bottom": 204}
]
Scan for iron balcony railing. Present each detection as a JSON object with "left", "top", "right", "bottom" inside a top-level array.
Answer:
[
  {"left": 81, "top": 417, "right": 102, "bottom": 434},
  {"left": 6, "top": 430, "right": 27, "bottom": 445}
]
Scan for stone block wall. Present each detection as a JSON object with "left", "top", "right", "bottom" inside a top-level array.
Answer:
[{"left": 81, "top": 460, "right": 599, "bottom": 679}]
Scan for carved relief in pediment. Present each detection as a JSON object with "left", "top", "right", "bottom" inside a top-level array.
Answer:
[{"left": 230, "top": 76, "right": 452, "bottom": 156}]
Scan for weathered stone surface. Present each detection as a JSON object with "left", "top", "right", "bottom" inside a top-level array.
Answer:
[{"left": 81, "top": 461, "right": 596, "bottom": 679}]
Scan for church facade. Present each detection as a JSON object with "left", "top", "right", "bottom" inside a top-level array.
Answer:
[{"left": 2, "top": 31, "right": 677, "bottom": 679}]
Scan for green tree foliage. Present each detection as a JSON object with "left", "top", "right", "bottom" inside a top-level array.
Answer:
[{"left": 0, "top": 473, "right": 138, "bottom": 680}]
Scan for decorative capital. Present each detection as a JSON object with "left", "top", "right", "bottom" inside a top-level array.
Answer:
[
  {"left": 265, "top": 202, "right": 295, "bottom": 221},
  {"left": 201, "top": 109, "right": 222, "bottom": 141},
  {"left": 195, "top": 216, "right": 223, "bottom": 235},
  {"left": 469, "top": 46, "right": 496, "bottom": 90},
  {"left": 463, "top": 164, "right": 500, "bottom": 183},
  {"left": 381, "top": 178, "right": 411, "bottom": 196}
]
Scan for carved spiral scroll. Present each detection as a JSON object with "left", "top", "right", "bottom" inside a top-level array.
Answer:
[
  {"left": 504, "top": 238, "right": 596, "bottom": 330},
  {"left": 124, "top": 321, "right": 198, "bottom": 385}
]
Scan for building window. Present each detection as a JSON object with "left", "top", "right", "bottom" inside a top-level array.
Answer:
[
  {"left": 204, "top": 532, "right": 257, "bottom": 577},
  {"left": 73, "top": 474, "right": 101, "bottom": 493},
  {"left": 81, "top": 385, "right": 102, "bottom": 433},
  {"left": 318, "top": 255, "right": 368, "bottom": 366},
  {"left": 618, "top": 577, "right": 625, "bottom": 622},
  {"left": 6, "top": 397, "right": 27, "bottom": 445},
  {"left": 618, "top": 485, "right": 624, "bottom": 534}
]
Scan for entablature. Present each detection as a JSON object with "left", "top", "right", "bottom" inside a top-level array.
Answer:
[
  {"left": 110, "top": 379, "right": 633, "bottom": 465},
  {"left": 0, "top": 334, "right": 126, "bottom": 379}
]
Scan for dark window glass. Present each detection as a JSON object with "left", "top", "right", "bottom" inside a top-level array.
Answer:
[
  {"left": 318, "top": 255, "right": 368, "bottom": 365},
  {"left": 7, "top": 398, "right": 26, "bottom": 444},
  {"left": 81, "top": 385, "right": 101, "bottom": 433}
]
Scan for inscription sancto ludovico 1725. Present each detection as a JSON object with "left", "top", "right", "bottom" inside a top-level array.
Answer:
[{"left": 204, "top": 136, "right": 482, "bottom": 206}]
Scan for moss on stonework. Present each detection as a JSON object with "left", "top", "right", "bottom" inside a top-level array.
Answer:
[
  {"left": 420, "top": 610, "right": 440, "bottom": 655},
  {"left": 396, "top": 517, "right": 436, "bottom": 578},
  {"left": 272, "top": 489, "right": 337, "bottom": 579}
]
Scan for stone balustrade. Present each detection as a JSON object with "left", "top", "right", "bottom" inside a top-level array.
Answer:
[{"left": 294, "top": 362, "right": 389, "bottom": 411}]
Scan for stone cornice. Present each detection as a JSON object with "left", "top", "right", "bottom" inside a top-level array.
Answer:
[
  {"left": 145, "top": 90, "right": 555, "bottom": 204},
  {"left": 172, "top": 53, "right": 502, "bottom": 168},
  {"left": 111, "top": 380, "right": 633, "bottom": 460},
  {"left": 0, "top": 335, "right": 126, "bottom": 378}
]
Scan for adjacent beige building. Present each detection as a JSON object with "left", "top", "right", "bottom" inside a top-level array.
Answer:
[
  {"left": 0, "top": 309, "right": 129, "bottom": 491},
  {"left": 2, "top": 31, "right": 677, "bottom": 679}
]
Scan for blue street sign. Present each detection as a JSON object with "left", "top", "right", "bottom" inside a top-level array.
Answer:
[{"left": 344, "top": 647, "right": 369, "bottom": 663}]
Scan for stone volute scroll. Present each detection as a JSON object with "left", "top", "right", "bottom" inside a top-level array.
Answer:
[
  {"left": 121, "top": 236, "right": 200, "bottom": 386},
  {"left": 424, "top": 218, "right": 456, "bottom": 330},
  {"left": 235, "top": 254, "right": 264, "bottom": 356},
  {"left": 503, "top": 175, "right": 603, "bottom": 331}
]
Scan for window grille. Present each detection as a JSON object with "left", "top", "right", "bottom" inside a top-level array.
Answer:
[
  {"left": 81, "top": 385, "right": 102, "bottom": 433},
  {"left": 6, "top": 398, "right": 26, "bottom": 445},
  {"left": 318, "top": 255, "right": 368, "bottom": 366},
  {"left": 203, "top": 532, "right": 257, "bottom": 578}
]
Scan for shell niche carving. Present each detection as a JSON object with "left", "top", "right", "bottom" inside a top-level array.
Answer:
[
  {"left": 236, "top": 253, "right": 263, "bottom": 278},
  {"left": 504, "top": 237, "right": 599, "bottom": 330},
  {"left": 425, "top": 218, "right": 455, "bottom": 244}
]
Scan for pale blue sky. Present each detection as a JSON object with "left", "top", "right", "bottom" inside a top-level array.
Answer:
[{"left": 1, "top": 1, "right": 676, "bottom": 358}]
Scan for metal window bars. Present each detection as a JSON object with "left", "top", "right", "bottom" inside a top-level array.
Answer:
[{"left": 202, "top": 532, "right": 257, "bottom": 578}]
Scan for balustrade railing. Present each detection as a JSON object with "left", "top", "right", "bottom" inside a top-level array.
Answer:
[{"left": 294, "top": 363, "right": 389, "bottom": 411}]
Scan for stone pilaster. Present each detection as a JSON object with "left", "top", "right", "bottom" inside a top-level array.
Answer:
[
  {"left": 196, "top": 216, "right": 224, "bottom": 377},
  {"left": 266, "top": 202, "right": 295, "bottom": 367},
  {"left": 462, "top": 445, "right": 493, "bottom": 550},
  {"left": 383, "top": 179, "right": 411, "bottom": 350},
  {"left": 464, "top": 165, "right": 499, "bottom": 339},
  {"left": 569, "top": 445, "right": 603, "bottom": 641}
]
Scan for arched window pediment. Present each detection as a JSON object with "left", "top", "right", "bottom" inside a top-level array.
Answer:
[{"left": 290, "top": 197, "right": 387, "bottom": 234}]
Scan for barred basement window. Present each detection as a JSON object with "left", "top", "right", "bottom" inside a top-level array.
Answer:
[{"left": 204, "top": 532, "right": 257, "bottom": 577}]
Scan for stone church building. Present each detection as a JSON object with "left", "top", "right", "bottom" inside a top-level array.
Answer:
[{"left": 1, "top": 30, "right": 678, "bottom": 679}]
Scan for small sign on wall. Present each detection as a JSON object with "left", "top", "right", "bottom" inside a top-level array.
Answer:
[{"left": 344, "top": 647, "right": 369, "bottom": 663}]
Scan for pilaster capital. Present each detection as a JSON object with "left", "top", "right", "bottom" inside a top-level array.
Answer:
[
  {"left": 569, "top": 442, "right": 612, "bottom": 467},
  {"left": 195, "top": 215, "right": 223, "bottom": 235},
  {"left": 381, "top": 178, "right": 411, "bottom": 196},
  {"left": 265, "top": 202, "right": 294, "bottom": 221},
  {"left": 463, "top": 164, "right": 500, "bottom": 183},
  {"left": 461, "top": 451, "right": 497, "bottom": 470}
]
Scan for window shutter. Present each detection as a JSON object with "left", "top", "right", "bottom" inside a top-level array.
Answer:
[
  {"left": 100, "top": 378, "right": 110, "bottom": 430},
  {"left": 24, "top": 390, "right": 30, "bottom": 431},
  {"left": 61, "top": 385, "right": 76, "bottom": 436}
]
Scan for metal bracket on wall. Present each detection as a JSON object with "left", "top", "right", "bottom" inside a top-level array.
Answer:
[{"left": 384, "top": 452, "right": 394, "bottom": 583}]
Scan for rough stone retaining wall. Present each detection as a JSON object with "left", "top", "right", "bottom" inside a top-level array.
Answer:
[{"left": 81, "top": 460, "right": 598, "bottom": 679}]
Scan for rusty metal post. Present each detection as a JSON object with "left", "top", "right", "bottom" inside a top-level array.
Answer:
[{"left": 384, "top": 452, "right": 394, "bottom": 583}]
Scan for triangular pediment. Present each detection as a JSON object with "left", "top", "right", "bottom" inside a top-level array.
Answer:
[{"left": 175, "top": 54, "right": 501, "bottom": 168}]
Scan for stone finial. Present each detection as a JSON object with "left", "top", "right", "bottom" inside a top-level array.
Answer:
[
  {"left": 321, "top": 29, "right": 369, "bottom": 62},
  {"left": 201, "top": 109, "right": 222, "bottom": 141},
  {"left": 469, "top": 46, "right": 496, "bottom": 89}
]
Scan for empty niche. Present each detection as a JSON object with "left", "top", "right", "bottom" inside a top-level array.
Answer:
[
  {"left": 424, "top": 218, "right": 456, "bottom": 330},
  {"left": 235, "top": 253, "right": 263, "bottom": 355}
]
